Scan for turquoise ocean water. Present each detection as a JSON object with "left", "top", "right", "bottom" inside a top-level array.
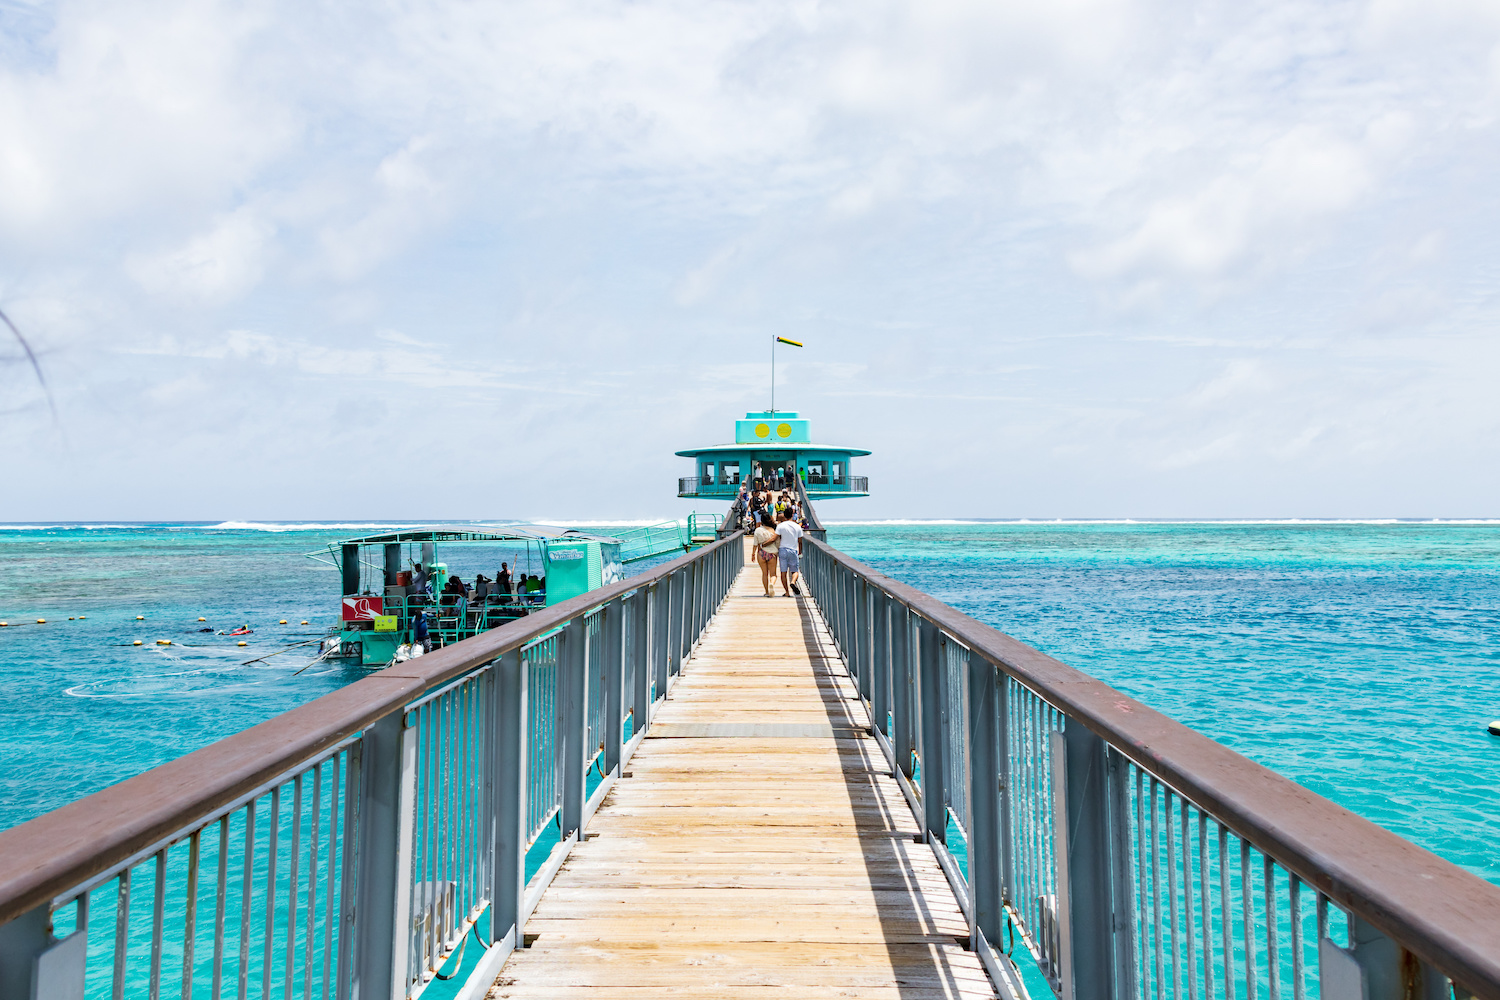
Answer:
[{"left": 1, "top": 519, "right": 1496, "bottom": 895}]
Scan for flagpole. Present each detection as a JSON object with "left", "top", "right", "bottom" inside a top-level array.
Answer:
[{"left": 770, "top": 334, "right": 775, "bottom": 416}]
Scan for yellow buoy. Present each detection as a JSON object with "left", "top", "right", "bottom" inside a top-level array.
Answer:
[
  {"left": 68, "top": 617, "right": 75, "bottom": 621},
  {"left": 156, "top": 639, "right": 172, "bottom": 645},
  {"left": 36, "top": 618, "right": 45, "bottom": 624},
  {"left": 78, "top": 615, "right": 86, "bottom": 620},
  {"left": 198, "top": 617, "right": 206, "bottom": 622},
  {"left": 136, "top": 616, "right": 145, "bottom": 621},
  {"left": 132, "top": 640, "right": 143, "bottom": 646},
  {"left": 301, "top": 620, "right": 309, "bottom": 625},
  {"left": 0, "top": 622, "right": 7, "bottom": 627},
  {"left": 279, "top": 620, "right": 288, "bottom": 625},
  {"left": 237, "top": 641, "right": 248, "bottom": 647}
]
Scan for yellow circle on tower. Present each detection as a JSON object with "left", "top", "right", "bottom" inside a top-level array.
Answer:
[
  {"left": 777, "top": 423, "right": 792, "bottom": 438},
  {"left": 755, "top": 423, "right": 770, "bottom": 438}
]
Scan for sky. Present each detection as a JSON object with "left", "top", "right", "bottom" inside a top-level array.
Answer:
[{"left": 2, "top": 0, "right": 1500, "bottom": 520}]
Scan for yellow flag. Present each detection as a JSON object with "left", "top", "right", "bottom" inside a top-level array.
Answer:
[{"left": 775, "top": 337, "right": 803, "bottom": 347}]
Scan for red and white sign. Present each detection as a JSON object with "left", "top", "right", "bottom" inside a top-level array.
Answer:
[{"left": 342, "top": 596, "right": 384, "bottom": 622}]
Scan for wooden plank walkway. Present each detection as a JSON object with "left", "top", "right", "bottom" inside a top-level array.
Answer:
[{"left": 489, "top": 551, "right": 998, "bottom": 999}]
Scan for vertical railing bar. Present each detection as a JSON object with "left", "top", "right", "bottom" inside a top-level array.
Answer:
[
  {"left": 305, "top": 764, "right": 321, "bottom": 1000},
  {"left": 1135, "top": 767, "right": 1148, "bottom": 999},
  {"left": 284, "top": 773, "right": 302, "bottom": 1000},
  {"left": 1241, "top": 840, "right": 1255, "bottom": 1000},
  {"left": 149, "top": 849, "right": 167, "bottom": 1000},
  {"left": 321, "top": 755, "right": 340, "bottom": 1000},
  {"left": 1167, "top": 790, "right": 1182, "bottom": 1000},
  {"left": 333, "top": 744, "right": 360, "bottom": 1000},
  {"left": 213, "top": 816, "right": 228, "bottom": 1000},
  {"left": 464, "top": 681, "right": 473, "bottom": 926},
  {"left": 1150, "top": 779, "right": 1163, "bottom": 1000},
  {"left": 1183, "top": 800, "right": 1197, "bottom": 1000},
  {"left": 444, "top": 689, "right": 455, "bottom": 955},
  {"left": 112, "top": 867, "right": 131, "bottom": 1000},
  {"left": 183, "top": 829, "right": 201, "bottom": 1000},
  {"left": 1220, "top": 826, "right": 1235, "bottom": 1000},
  {"left": 445, "top": 690, "right": 456, "bottom": 952},
  {"left": 1200, "top": 813, "right": 1214, "bottom": 1000},
  {"left": 1290, "top": 875, "right": 1304, "bottom": 1000},
  {"left": 1037, "top": 693, "right": 1048, "bottom": 965},
  {"left": 238, "top": 800, "right": 254, "bottom": 1000},
  {"left": 998, "top": 676, "right": 1014, "bottom": 910},
  {"left": 425, "top": 701, "right": 437, "bottom": 982},
  {"left": 461, "top": 680, "right": 472, "bottom": 924},
  {"left": 1316, "top": 894, "right": 1328, "bottom": 949},
  {"left": 264, "top": 786, "right": 279, "bottom": 1000},
  {"left": 1265, "top": 856, "right": 1279, "bottom": 1000}
]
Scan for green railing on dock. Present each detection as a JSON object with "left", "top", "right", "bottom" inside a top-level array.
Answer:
[{"left": 612, "top": 521, "right": 687, "bottom": 563}]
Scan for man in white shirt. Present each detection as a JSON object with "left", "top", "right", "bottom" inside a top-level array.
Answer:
[{"left": 775, "top": 511, "right": 805, "bottom": 597}]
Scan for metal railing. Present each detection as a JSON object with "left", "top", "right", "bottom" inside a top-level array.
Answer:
[
  {"left": 676, "top": 477, "right": 742, "bottom": 497},
  {"left": 0, "top": 532, "right": 745, "bottom": 1000},
  {"left": 800, "top": 538, "right": 1500, "bottom": 1000}
]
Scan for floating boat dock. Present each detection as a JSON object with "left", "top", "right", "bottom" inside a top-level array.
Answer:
[{"left": 497, "top": 545, "right": 991, "bottom": 998}]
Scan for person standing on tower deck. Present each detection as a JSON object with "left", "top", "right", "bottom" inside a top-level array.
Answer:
[{"left": 776, "top": 509, "right": 804, "bottom": 597}]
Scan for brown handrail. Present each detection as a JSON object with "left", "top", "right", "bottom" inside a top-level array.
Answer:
[
  {"left": 0, "top": 531, "right": 744, "bottom": 927},
  {"left": 803, "top": 535, "right": 1500, "bottom": 999}
]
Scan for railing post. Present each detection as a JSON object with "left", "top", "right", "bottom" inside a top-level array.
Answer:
[
  {"left": 667, "top": 571, "right": 683, "bottom": 677},
  {"left": 632, "top": 589, "right": 651, "bottom": 732},
  {"left": 917, "top": 619, "right": 947, "bottom": 843},
  {"left": 677, "top": 567, "right": 689, "bottom": 670},
  {"left": 1329, "top": 919, "right": 1451, "bottom": 1000},
  {"left": 839, "top": 568, "right": 851, "bottom": 658},
  {"left": 492, "top": 649, "right": 526, "bottom": 949},
  {"left": 872, "top": 590, "right": 890, "bottom": 738},
  {"left": 653, "top": 580, "right": 669, "bottom": 700},
  {"left": 1050, "top": 723, "right": 1115, "bottom": 1000},
  {"left": 350, "top": 710, "right": 417, "bottom": 1000},
  {"left": 602, "top": 598, "right": 625, "bottom": 776},
  {"left": 560, "top": 618, "right": 587, "bottom": 837},
  {"left": 0, "top": 902, "right": 85, "bottom": 1000},
  {"left": 967, "top": 654, "right": 1003, "bottom": 949},
  {"left": 998, "top": 677, "right": 1016, "bottom": 913},
  {"left": 687, "top": 561, "right": 698, "bottom": 654},
  {"left": 693, "top": 557, "right": 704, "bottom": 640},
  {"left": 891, "top": 604, "right": 914, "bottom": 780},
  {"left": 856, "top": 579, "right": 872, "bottom": 703}
]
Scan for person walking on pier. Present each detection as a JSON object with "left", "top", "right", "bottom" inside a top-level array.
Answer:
[
  {"left": 776, "top": 510, "right": 804, "bottom": 597},
  {"left": 754, "top": 512, "right": 780, "bottom": 597}
]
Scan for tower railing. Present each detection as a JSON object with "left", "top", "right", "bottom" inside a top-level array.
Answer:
[
  {"left": 0, "top": 532, "right": 745, "bottom": 1000},
  {"left": 800, "top": 537, "right": 1500, "bottom": 1000}
]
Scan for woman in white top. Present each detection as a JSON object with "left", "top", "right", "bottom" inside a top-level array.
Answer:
[{"left": 753, "top": 512, "right": 780, "bottom": 597}]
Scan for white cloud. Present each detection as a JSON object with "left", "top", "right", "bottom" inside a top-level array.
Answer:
[
  {"left": 2, "top": 0, "right": 1500, "bottom": 518},
  {"left": 125, "top": 207, "right": 275, "bottom": 303}
]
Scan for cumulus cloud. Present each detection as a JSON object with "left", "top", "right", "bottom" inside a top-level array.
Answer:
[{"left": 1, "top": 0, "right": 1499, "bottom": 518}]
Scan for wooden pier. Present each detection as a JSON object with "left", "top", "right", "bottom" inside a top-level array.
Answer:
[{"left": 491, "top": 552, "right": 997, "bottom": 999}]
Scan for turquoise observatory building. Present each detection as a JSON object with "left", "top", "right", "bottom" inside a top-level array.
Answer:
[{"left": 675, "top": 410, "right": 870, "bottom": 500}]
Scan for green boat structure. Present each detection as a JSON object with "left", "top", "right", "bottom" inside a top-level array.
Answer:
[{"left": 312, "top": 522, "right": 690, "bottom": 666}]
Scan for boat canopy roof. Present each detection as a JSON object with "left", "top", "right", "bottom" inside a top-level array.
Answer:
[{"left": 336, "top": 525, "right": 622, "bottom": 546}]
